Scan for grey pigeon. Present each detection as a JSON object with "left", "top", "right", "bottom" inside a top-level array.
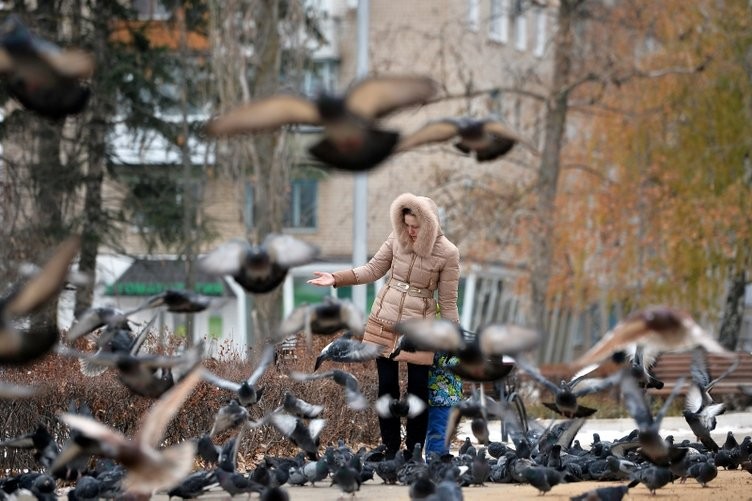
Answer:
[
  {"left": 397, "top": 116, "right": 530, "bottom": 162},
  {"left": 199, "top": 234, "right": 319, "bottom": 294},
  {"left": 206, "top": 75, "right": 437, "bottom": 171},
  {"left": 201, "top": 343, "right": 275, "bottom": 406},
  {"left": 0, "top": 15, "right": 92, "bottom": 118}
]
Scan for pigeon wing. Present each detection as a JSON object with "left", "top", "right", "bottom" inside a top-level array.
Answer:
[
  {"left": 405, "top": 393, "right": 427, "bottom": 418},
  {"left": 264, "top": 234, "right": 320, "bottom": 268},
  {"left": 39, "top": 48, "right": 94, "bottom": 79},
  {"left": 346, "top": 75, "right": 437, "bottom": 119},
  {"left": 247, "top": 344, "right": 275, "bottom": 386},
  {"left": 198, "top": 239, "right": 249, "bottom": 276},
  {"left": 136, "top": 368, "right": 202, "bottom": 448},
  {"left": 200, "top": 368, "right": 242, "bottom": 392},
  {"left": 479, "top": 324, "right": 541, "bottom": 356},
  {"left": 205, "top": 95, "right": 320, "bottom": 136},
  {"left": 374, "top": 394, "right": 394, "bottom": 418},
  {"left": 395, "top": 318, "right": 464, "bottom": 353},
  {"left": 396, "top": 119, "right": 460, "bottom": 152},
  {"left": 6, "top": 235, "right": 80, "bottom": 317}
]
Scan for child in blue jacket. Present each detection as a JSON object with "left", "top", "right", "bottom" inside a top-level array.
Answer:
[{"left": 424, "top": 352, "right": 463, "bottom": 456}]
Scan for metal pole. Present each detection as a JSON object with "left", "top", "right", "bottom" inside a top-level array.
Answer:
[{"left": 352, "top": 0, "right": 369, "bottom": 313}]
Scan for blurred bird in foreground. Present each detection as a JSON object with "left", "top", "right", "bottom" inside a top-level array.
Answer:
[
  {"left": 199, "top": 234, "right": 319, "bottom": 294},
  {"left": 571, "top": 305, "right": 736, "bottom": 370},
  {"left": 205, "top": 75, "right": 437, "bottom": 171},
  {"left": 0, "top": 15, "right": 93, "bottom": 119},
  {"left": 393, "top": 319, "right": 538, "bottom": 381},
  {"left": 0, "top": 235, "right": 80, "bottom": 365},
  {"left": 397, "top": 116, "right": 532, "bottom": 162},
  {"left": 279, "top": 297, "right": 365, "bottom": 348},
  {"left": 53, "top": 368, "right": 202, "bottom": 495}
]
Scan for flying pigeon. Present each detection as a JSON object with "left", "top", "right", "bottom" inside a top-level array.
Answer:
[
  {"left": 0, "top": 15, "right": 93, "bottom": 119},
  {"left": 205, "top": 75, "right": 437, "bottom": 171},
  {"left": 199, "top": 234, "right": 319, "bottom": 294}
]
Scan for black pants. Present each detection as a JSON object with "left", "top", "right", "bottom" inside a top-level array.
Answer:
[{"left": 376, "top": 357, "right": 429, "bottom": 456}]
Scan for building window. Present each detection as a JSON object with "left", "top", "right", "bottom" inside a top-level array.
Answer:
[
  {"left": 302, "top": 59, "right": 338, "bottom": 97},
  {"left": 534, "top": 7, "right": 547, "bottom": 57},
  {"left": 489, "top": 0, "right": 509, "bottom": 43},
  {"left": 244, "top": 179, "right": 318, "bottom": 230},
  {"left": 468, "top": 0, "right": 480, "bottom": 31},
  {"left": 284, "top": 179, "right": 318, "bottom": 229},
  {"left": 243, "top": 181, "right": 255, "bottom": 231},
  {"left": 513, "top": 1, "right": 527, "bottom": 50},
  {"left": 132, "top": 0, "right": 170, "bottom": 20}
]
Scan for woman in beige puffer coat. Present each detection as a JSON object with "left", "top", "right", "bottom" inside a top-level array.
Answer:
[{"left": 308, "top": 192, "right": 460, "bottom": 458}]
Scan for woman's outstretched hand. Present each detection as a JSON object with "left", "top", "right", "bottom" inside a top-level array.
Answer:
[{"left": 307, "top": 271, "right": 335, "bottom": 287}]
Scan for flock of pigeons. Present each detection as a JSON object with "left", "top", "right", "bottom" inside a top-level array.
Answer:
[
  {"left": 2, "top": 11, "right": 752, "bottom": 501},
  {"left": 2, "top": 214, "right": 752, "bottom": 501}
]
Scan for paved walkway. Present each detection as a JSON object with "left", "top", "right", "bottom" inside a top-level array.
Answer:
[{"left": 458, "top": 411, "right": 752, "bottom": 445}]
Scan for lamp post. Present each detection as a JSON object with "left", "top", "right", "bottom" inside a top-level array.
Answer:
[{"left": 351, "top": 0, "right": 369, "bottom": 313}]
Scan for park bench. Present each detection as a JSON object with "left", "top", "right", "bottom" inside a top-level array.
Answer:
[{"left": 648, "top": 351, "right": 752, "bottom": 397}]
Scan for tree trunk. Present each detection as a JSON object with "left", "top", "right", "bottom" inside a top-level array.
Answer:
[
  {"left": 249, "top": 0, "right": 287, "bottom": 345},
  {"left": 75, "top": 0, "right": 108, "bottom": 316},
  {"left": 718, "top": 269, "right": 747, "bottom": 350},
  {"left": 530, "top": 0, "right": 579, "bottom": 357}
]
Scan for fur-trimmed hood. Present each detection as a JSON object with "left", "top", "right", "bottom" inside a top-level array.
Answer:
[{"left": 390, "top": 192, "right": 442, "bottom": 257}]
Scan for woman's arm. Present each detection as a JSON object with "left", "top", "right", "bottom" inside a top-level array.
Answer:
[
  {"left": 329, "top": 233, "right": 395, "bottom": 287},
  {"left": 437, "top": 245, "right": 460, "bottom": 323}
]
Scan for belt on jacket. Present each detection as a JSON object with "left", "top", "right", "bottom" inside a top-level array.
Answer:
[{"left": 386, "top": 278, "right": 434, "bottom": 299}]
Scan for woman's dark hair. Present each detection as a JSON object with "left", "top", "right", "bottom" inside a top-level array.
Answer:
[{"left": 402, "top": 207, "right": 414, "bottom": 217}]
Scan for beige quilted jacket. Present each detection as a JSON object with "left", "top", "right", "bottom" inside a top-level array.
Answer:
[{"left": 332, "top": 193, "right": 460, "bottom": 364}]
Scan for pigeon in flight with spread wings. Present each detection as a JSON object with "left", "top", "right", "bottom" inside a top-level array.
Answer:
[
  {"left": 393, "top": 319, "right": 539, "bottom": 381},
  {"left": 205, "top": 75, "right": 437, "bottom": 171},
  {"left": 514, "top": 357, "right": 620, "bottom": 418},
  {"left": 290, "top": 369, "right": 369, "bottom": 411},
  {"left": 199, "top": 234, "right": 319, "bottom": 294},
  {"left": 200, "top": 343, "right": 276, "bottom": 407},
  {"left": 53, "top": 368, "right": 202, "bottom": 495},
  {"left": 682, "top": 347, "right": 738, "bottom": 452},
  {"left": 0, "top": 235, "right": 80, "bottom": 365},
  {"left": 0, "top": 15, "right": 93, "bottom": 119},
  {"left": 278, "top": 296, "right": 365, "bottom": 348},
  {"left": 397, "top": 117, "right": 533, "bottom": 162},
  {"left": 621, "top": 371, "right": 688, "bottom": 466},
  {"left": 572, "top": 305, "right": 737, "bottom": 370},
  {"left": 314, "top": 332, "right": 383, "bottom": 371}
]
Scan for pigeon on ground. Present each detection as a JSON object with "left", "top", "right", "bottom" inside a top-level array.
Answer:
[
  {"left": 630, "top": 465, "right": 673, "bottom": 495},
  {"left": 397, "top": 116, "right": 532, "bottom": 161},
  {"left": 213, "top": 467, "right": 263, "bottom": 497},
  {"left": 206, "top": 75, "right": 437, "bottom": 171},
  {"left": 166, "top": 470, "right": 217, "bottom": 499},
  {"left": 570, "top": 479, "right": 639, "bottom": 501},
  {"left": 201, "top": 343, "right": 275, "bottom": 406},
  {"left": 199, "top": 234, "right": 319, "bottom": 294},
  {"left": 687, "top": 457, "right": 718, "bottom": 487},
  {"left": 0, "top": 15, "right": 93, "bottom": 118}
]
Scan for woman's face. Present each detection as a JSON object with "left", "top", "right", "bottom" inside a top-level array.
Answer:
[{"left": 404, "top": 214, "right": 420, "bottom": 242}]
